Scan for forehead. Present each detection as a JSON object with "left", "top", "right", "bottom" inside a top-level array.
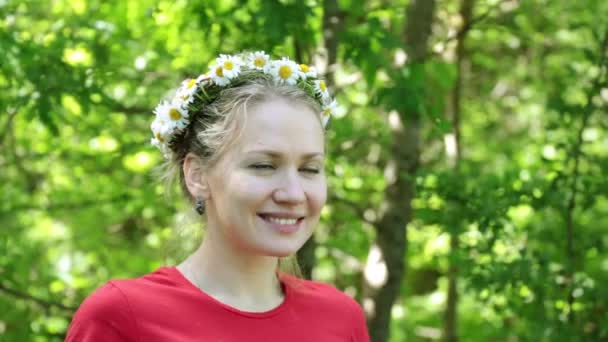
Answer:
[{"left": 234, "top": 98, "right": 325, "bottom": 155}]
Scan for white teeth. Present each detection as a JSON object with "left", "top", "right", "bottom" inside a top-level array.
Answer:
[{"left": 265, "top": 216, "right": 298, "bottom": 225}]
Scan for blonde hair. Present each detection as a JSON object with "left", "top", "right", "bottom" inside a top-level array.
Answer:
[{"left": 155, "top": 77, "right": 323, "bottom": 277}]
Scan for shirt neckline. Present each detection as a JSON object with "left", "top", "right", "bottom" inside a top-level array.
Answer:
[{"left": 165, "top": 266, "right": 292, "bottom": 319}]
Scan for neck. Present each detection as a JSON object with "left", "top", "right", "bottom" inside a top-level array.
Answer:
[{"left": 178, "top": 220, "right": 284, "bottom": 310}]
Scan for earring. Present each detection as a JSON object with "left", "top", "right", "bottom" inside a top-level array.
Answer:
[{"left": 195, "top": 197, "right": 205, "bottom": 215}]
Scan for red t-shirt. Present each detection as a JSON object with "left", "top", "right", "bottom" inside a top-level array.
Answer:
[{"left": 66, "top": 266, "right": 370, "bottom": 341}]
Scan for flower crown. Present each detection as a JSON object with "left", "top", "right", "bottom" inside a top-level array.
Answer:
[{"left": 150, "top": 51, "right": 337, "bottom": 159}]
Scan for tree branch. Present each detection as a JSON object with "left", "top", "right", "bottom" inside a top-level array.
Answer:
[
  {"left": 433, "top": 1, "right": 508, "bottom": 56},
  {"left": 0, "top": 109, "right": 18, "bottom": 149},
  {"left": 0, "top": 193, "right": 132, "bottom": 217},
  {"left": 444, "top": 1, "right": 475, "bottom": 341},
  {"left": 0, "top": 283, "right": 75, "bottom": 313}
]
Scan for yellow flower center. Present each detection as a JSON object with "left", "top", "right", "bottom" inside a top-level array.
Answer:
[
  {"left": 279, "top": 65, "right": 292, "bottom": 79},
  {"left": 300, "top": 64, "right": 309, "bottom": 72},
  {"left": 156, "top": 132, "right": 164, "bottom": 142},
  {"left": 169, "top": 108, "right": 182, "bottom": 121},
  {"left": 319, "top": 80, "right": 327, "bottom": 92},
  {"left": 323, "top": 109, "right": 331, "bottom": 116},
  {"left": 216, "top": 66, "right": 224, "bottom": 77},
  {"left": 255, "top": 57, "right": 266, "bottom": 68},
  {"left": 187, "top": 79, "right": 196, "bottom": 88},
  {"left": 223, "top": 61, "right": 234, "bottom": 70}
]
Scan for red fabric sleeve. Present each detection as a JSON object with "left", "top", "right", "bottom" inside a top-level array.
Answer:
[
  {"left": 349, "top": 298, "right": 371, "bottom": 342},
  {"left": 66, "top": 282, "right": 139, "bottom": 342}
]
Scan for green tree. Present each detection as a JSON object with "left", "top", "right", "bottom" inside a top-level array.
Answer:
[{"left": 1, "top": 0, "right": 606, "bottom": 341}]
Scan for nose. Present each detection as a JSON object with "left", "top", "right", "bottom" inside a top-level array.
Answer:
[{"left": 273, "top": 169, "right": 306, "bottom": 205}]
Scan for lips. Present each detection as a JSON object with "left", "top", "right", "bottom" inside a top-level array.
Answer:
[
  {"left": 258, "top": 214, "right": 305, "bottom": 224},
  {"left": 257, "top": 214, "right": 305, "bottom": 234},
  {"left": 264, "top": 216, "right": 299, "bottom": 225},
  {"left": 258, "top": 213, "right": 305, "bottom": 220}
]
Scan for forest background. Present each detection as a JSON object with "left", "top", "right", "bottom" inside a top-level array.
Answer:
[{"left": 1, "top": 0, "right": 607, "bottom": 341}]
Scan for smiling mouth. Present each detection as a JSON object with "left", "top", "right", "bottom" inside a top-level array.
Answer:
[{"left": 257, "top": 214, "right": 305, "bottom": 226}]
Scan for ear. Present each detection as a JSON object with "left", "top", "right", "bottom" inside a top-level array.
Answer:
[{"left": 183, "top": 152, "right": 210, "bottom": 199}]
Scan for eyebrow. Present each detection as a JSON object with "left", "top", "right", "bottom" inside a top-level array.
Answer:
[{"left": 245, "top": 150, "right": 325, "bottom": 159}]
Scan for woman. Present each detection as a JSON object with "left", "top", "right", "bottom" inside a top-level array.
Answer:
[{"left": 66, "top": 51, "right": 370, "bottom": 341}]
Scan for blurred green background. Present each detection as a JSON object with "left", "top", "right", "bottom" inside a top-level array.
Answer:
[{"left": 1, "top": 0, "right": 607, "bottom": 341}]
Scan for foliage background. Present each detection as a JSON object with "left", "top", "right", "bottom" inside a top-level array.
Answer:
[{"left": 1, "top": 0, "right": 607, "bottom": 341}]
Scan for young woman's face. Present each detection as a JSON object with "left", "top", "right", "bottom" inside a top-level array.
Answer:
[{"left": 205, "top": 97, "right": 327, "bottom": 257}]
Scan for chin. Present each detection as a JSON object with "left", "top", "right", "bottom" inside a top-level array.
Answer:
[
  {"left": 267, "top": 250, "right": 295, "bottom": 258},
  {"left": 256, "top": 239, "right": 308, "bottom": 258},
  {"left": 261, "top": 245, "right": 301, "bottom": 258},
  {"left": 249, "top": 219, "right": 315, "bottom": 257}
]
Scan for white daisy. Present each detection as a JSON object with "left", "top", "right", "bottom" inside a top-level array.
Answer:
[
  {"left": 321, "top": 99, "right": 338, "bottom": 127},
  {"left": 248, "top": 51, "right": 271, "bottom": 72},
  {"left": 313, "top": 79, "right": 330, "bottom": 101},
  {"left": 153, "top": 100, "right": 189, "bottom": 130},
  {"left": 150, "top": 135, "right": 166, "bottom": 151},
  {"left": 175, "top": 77, "right": 200, "bottom": 106},
  {"left": 299, "top": 64, "right": 317, "bottom": 79},
  {"left": 150, "top": 117, "right": 171, "bottom": 137},
  {"left": 209, "top": 63, "right": 231, "bottom": 86},
  {"left": 196, "top": 73, "right": 212, "bottom": 84},
  {"left": 150, "top": 136, "right": 161, "bottom": 148},
  {"left": 150, "top": 116, "right": 171, "bottom": 152},
  {"left": 150, "top": 138, "right": 172, "bottom": 159},
  {"left": 270, "top": 57, "right": 303, "bottom": 85},
  {"left": 215, "top": 54, "right": 242, "bottom": 79}
]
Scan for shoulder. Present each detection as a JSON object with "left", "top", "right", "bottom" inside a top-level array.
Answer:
[
  {"left": 282, "top": 273, "right": 359, "bottom": 308},
  {"left": 281, "top": 274, "right": 370, "bottom": 341},
  {"left": 73, "top": 281, "right": 130, "bottom": 316},
  {"left": 66, "top": 267, "right": 177, "bottom": 342},
  {"left": 66, "top": 282, "right": 139, "bottom": 341}
]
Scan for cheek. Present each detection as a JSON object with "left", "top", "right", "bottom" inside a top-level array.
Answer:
[
  {"left": 308, "top": 178, "right": 327, "bottom": 212},
  {"left": 227, "top": 174, "right": 271, "bottom": 205}
]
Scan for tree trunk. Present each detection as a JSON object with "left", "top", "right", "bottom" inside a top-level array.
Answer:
[
  {"left": 322, "top": 0, "right": 341, "bottom": 79},
  {"left": 444, "top": 1, "right": 474, "bottom": 341},
  {"left": 368, "top": 1, "right": 436, "bottom": 341}
]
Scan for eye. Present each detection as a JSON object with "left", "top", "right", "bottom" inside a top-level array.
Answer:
[
  {"left": 300, "top": 167, "right": 320, "bottom": 174},
  {"left": 250, "top": 164, "right": 275, "bottom": 170}
]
